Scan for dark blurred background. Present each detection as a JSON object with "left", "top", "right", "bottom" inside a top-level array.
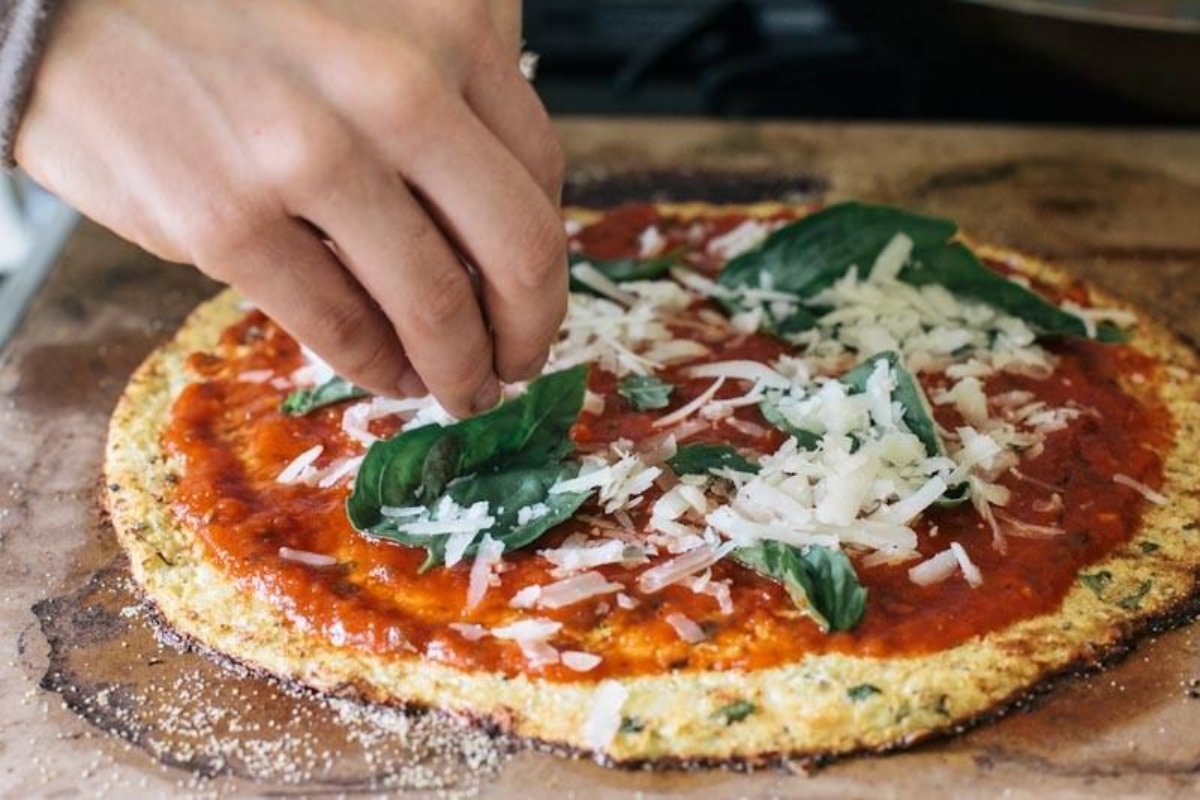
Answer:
[
  {"left": 525, "top": 0, "right": 1200, "bottom": 124},
  {"left": 3, "top": 1, "right": 1199, "bottom": 346}
]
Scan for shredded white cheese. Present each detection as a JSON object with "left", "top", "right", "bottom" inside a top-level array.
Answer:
[
  {"left": 950, "top": 541, "right": 983, "bottom": 588},
  {"left": 237, "top": 369, "right": 274, "bottom": 384},
  {"left": 653, "top": 377, "right": 725, "bottom": 429},
  {"left": 552, "top": 447, "right": 661, "bottom": 514},
  {"left": 448, "top": 622, "right": 488, "bottom": 641},
  {"left": 583, "top": 681, "right": 628, "bottom": 750},
  {"left": 706, "top": 219, "right": 769, "bottom": 261},
  {"left": 278, "top": 547, "right": 338, "bottom": 568},
  {"left": 637, "top": 542, "right": 736, "bottom": 594},
  {"left": 541, "top": 537, "right": 641, "bottom": 577},
  {"left": 869, "top": 232, "right": 914, "bottom": 283},
  {"left": 1112, "top": 473, "right": 1167, "bottom": 505},
  {"left": 685, "top": 360, "right": 791, "bottom": 389},
  {"left": 908, "top": 548, "right": 960, "bottom": 586},
  {"left": 532, "top": 571, "right": 623, "bottom": 609},
  {"left": 290, "top": 345, "right": 335, "bottom": 387},
  {"left": 276, "top": 445, "right": 324, "bottom": 485},
  {"left": 616, "top": 592, "right": 640, "bottom": 610},
  {"left": 638, "top": 224, "right": 666, "bottom": 257},
  {"left": 466, "top": 535, "right": 505, "bottom": 611},
  {"left": 388, "top": 497, "right": 495, "bottom": 537},
  {"left": 665, "top": 611, "right": 706, "bottom": 643},
  {"left": 313, "top": 455, "right": 364, "bottom": 489},
  {"left": 570, "top": 262, "right": 636, "bottom": 306}
]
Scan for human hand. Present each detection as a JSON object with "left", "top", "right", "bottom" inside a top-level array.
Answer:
[{"left": 15, "top": 0, "right": 567, "bottom": 417}]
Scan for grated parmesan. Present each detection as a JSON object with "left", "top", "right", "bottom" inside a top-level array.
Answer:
[
  {"left": 1112, "top": 473, "right": 1167, "bottom": 505},
  {"left": 665, "top": 612, "right": 706, "bottom": 643},
  {"left": 583, "top": 681, "right": 628, "bottom": 750},
  {"left": 278, "top": 547, "right": 338, "bottom": 568},
  {"left": 466, "top": 535, "right": 505, "bottom": 611},
  {"left": 276, "top": 445, "right": 324, "bottom": 485},
  {"left": 561, "top": 651, "right": 603, "bottom": 672}
]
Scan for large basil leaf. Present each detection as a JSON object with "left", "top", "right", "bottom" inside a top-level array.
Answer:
[
  {"left": 899, "top": 242, "right": 1125, "bottom": 341},
  {"left": 668, "top": 443, "right": 759, "bottom": 476},
  {"left": 568, "top": 250, "right": 680, "bottom": 293},
  {"left": 733, "top": 541, "right": 866, "bottom": 632},
  {"left": 367, "top": 462, "right": 591, "bottom": 571},
  {"left": 716, "top": 201, "right": 1126, "bottom": 342},
  {"left": 347, "top": 365, "right": 588, "bottom": 530},
  {"left": 716, "top": 202, "right": 955, "bottom": 310},
  {"left": 618, "top": 374, "right": 674, "bottom": 410},
  {"left": 281, "top": 377, "right": 367, "bottom": 416}
]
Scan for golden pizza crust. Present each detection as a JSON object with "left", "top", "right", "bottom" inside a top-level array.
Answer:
[{"left": 104, "top": 203, "right": 1200, "bottom": 766}]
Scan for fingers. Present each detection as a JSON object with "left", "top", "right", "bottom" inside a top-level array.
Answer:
[
  {"left": 484, "top": 0, "right": 523, "bottom": 57},
  {"left": 201, "top": 218, "right": 413, "bottom": 397},
  {"left": 297, "top": 163, "right": 500, "bottom": 418},
  {"left": 391, "top": 96, "right": 568, "bottom": 386},
  {"left": 464, "top": 40, "right": 564, "bottom": 205}
]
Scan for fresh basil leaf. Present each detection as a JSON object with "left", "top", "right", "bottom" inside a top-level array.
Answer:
[
  {"left": 1139, "top": 541, "right": 1160, "bottom": 554},
  {"left": 757, "top": 397, "right": 821, "bottom": 450},
  {"left": 347, "top": 365, "right": 588, "bottom": 530},
  {"left": 733, "top": 541, "right": 866, "bottom": 632},
  {"left": 367, "top": 462, "right": 590, "bottom": 571},
  {"left": 668, "top": 443, "right": 759, "bottom": 476},
  {"left": 617, "top": 374, "right": 674, "bottom": 410},
  {"left": 568, "top": 250, "right": 680, "bottom": 292},
  {"left": 347, "top": 425, "right": 443, "bottom": 530},
  {"left": 713, "top": 700, "right": 757, "bottom": 725},
  {"left": 847, "top": 684, "right": 882, "bottom": 702},
  {"left": 418, "top": 434, "right": 462, "bottom": 502},
  {"left": 898, "top": 242, "right": 1126, "bottom": 341},
  {"left": 771, "top": 307, "right": 821, "bottom": 336},
  {"left": 280, "top": 377, "right": 367, "bottom": 416},
  {"left": 444, "top": 463, "right": 588, "bottom": 552},
  {"left": 717, "top": 202, "right": 956, "bottom": 301},
  {"left": 715, "top": 201, "right": 1128, "bottom": 342}
]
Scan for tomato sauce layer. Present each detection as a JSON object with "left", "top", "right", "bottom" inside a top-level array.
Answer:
[{"left": 164, "top": 204, "right": 1171, "bottom": 682}]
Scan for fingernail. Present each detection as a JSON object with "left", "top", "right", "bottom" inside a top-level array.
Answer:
[
  {"left": 397, "top": 370, "right": 427, "bottom": 398},
  {"left": 472, "top": 375, "right": 502, "bottom": 414}
]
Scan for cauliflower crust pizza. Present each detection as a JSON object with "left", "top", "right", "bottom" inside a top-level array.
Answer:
[{"left": 105, "top": 201, "right": 1200, "bottom": 767}]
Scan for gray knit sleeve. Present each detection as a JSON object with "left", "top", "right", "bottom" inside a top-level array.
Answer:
[{"left": 0, "top": 0, "right": 60, "bottom": 169}]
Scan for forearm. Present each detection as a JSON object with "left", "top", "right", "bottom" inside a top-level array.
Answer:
[{"left": 0, "top": 0, "right": 59, "bottom": 168}]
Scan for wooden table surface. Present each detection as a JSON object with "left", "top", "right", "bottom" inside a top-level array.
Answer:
[{"left": 2, "top": 119, "right": 1200, "bottom": 798}]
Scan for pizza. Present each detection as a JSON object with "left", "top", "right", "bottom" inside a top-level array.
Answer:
[{"left": 105, "top": 201, "right": 1200, "bottom": 767}]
